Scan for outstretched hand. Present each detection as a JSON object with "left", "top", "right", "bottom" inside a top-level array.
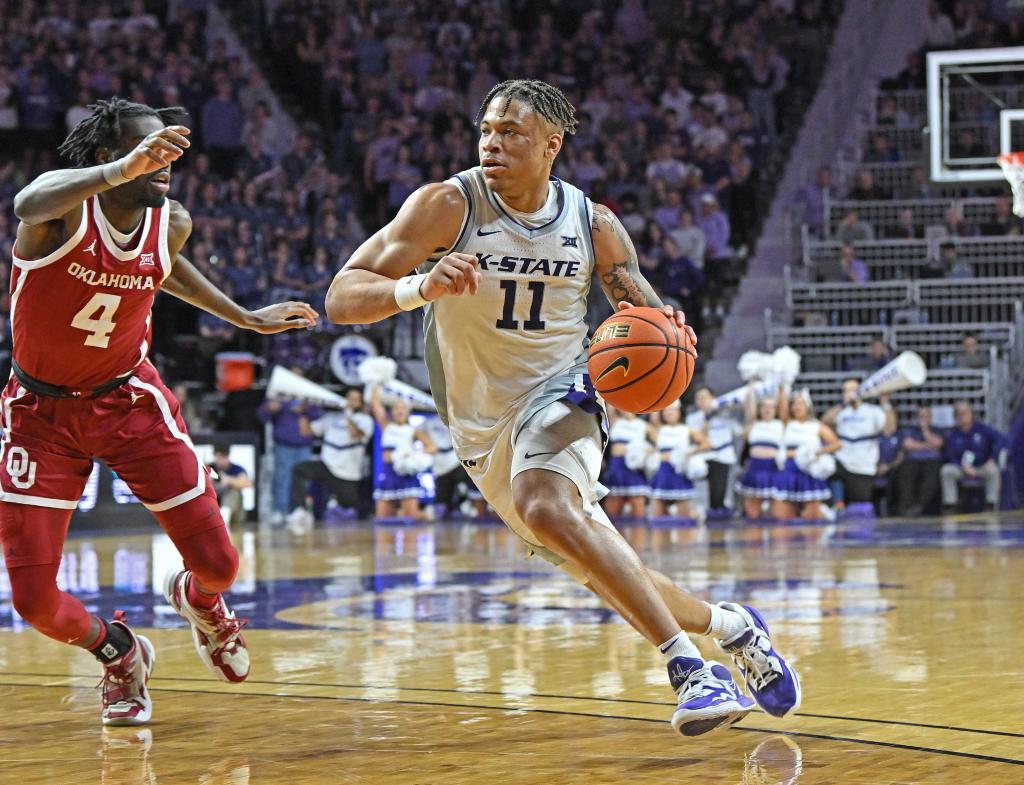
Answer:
[
  {"left": 244, "top": 301, "right": 319, "bottom": 334},
  {"left": 617, "top": 301, "right": 698, "bottom": 352},
  {"left": 119, "top": 125, "right": 192, "bottom": 179}
]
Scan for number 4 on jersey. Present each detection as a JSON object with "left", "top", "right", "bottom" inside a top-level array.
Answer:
[{"left": 71, "top": 293, "right": 122, "bottom": 348}]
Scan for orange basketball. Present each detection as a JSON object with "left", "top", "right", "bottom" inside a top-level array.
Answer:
[{"left": 587, "top": 307, "right": 696, "bottom": 414}]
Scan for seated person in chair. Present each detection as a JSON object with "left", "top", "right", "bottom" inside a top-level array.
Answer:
[
  {"left": 940, "top": 401, "right": 1005, "bottom": 513},
  {"left": 209, "top": 446, "right": 252, "bottom": 526}
]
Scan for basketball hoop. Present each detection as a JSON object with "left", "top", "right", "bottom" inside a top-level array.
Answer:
[{"left": 997, "top": 152, "right": 1024, "bottom": 217}]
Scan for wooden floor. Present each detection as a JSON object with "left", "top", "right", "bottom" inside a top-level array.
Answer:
[{"left": 1, "top": 514, "right": 1023, "bottom": 784}]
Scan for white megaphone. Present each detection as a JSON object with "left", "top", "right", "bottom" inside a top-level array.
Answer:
[
  {"left": 267, "top": 366, "right": 348, "bottom": 408},
  {"left": 376, "top": 379, "right": 437, "bottom": 412},
  {"left": 713, "top": 378, "right": 777, "bottom": 409},
  {"left": 855, "top": 351, "right": 927, "bottom": 399}
]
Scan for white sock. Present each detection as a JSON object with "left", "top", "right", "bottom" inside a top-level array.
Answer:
[
  {"left": 703, "top": 602, "right": 748, "bottom": 640},
  {"left": 658, "top": 630, "right": 702, "bottom": 664}
]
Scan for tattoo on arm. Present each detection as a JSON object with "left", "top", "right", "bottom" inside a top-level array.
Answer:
[
  {"left": 601, "top": 260, "right": 649, "bottom": 304},
  {"left": 592, "top": 206, "right": 663, "bottom": 308}
]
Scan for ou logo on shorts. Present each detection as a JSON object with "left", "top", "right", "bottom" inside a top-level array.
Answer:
[{"left": 6, "top": 447, "right": 37, "bottom": 489}]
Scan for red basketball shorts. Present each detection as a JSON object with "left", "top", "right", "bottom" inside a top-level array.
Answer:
[{"left": 0, "top": 359, "right": 212, "bottom": 526}]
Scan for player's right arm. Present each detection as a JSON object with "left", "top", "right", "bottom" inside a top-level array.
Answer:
[
  {"left": 13, "top": 125, "right": 190, "bottom": 257},
  {"left": 325, "top": 183, "right": 481, "bottom": 324}
]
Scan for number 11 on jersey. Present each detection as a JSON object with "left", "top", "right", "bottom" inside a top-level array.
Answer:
[{"left": 496, "top": 280, "right": 546, "bottom": 331}]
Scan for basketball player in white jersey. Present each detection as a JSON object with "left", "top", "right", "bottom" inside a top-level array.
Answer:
[{"left": 326, "top": 80, "right": 799, "bottom": 735}]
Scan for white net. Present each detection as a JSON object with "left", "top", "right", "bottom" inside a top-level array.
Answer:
[{"left": 998, "top": 152, "right": 1024, "bottom": 217}]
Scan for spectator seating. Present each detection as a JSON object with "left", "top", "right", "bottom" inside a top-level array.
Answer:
[
  {"left": 861, "top": 121, "right": 996, "bottom": 159},
  {"left": 804, "top": 236, "right": 1024, "bottom": 280},
  {"left": 835, "top": 161, "right": 931, "bottom": 195},
  {"left": 785, "top": 267, "right": 1024, "bottom": 326},
  {"left": 877, "top": 86, "right": 1022, "bottom": 131},
  {"left": 765, "top": 313, "right": 1021, "bottom": 374},
  {"left": 823, "top": 197, "right": 1004, "bottom": 239}
]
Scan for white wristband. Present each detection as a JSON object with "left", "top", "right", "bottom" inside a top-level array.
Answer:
[
  {"left": 394, "top": 273, "right": 429, "bottom": 311},
  {"left": 101, "top": 160, "right": 131, "bottom": 186}
]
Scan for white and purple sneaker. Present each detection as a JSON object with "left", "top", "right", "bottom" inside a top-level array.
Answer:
[
  {"left": 669, "top": 656, "right": 755, "bottom": 736},
  {"left": 718, "top": 603, "right": 801, "bottom": 718}
]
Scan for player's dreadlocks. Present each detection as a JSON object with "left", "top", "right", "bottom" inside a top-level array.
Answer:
[
  {"left": 58, "top": 97, "right": 188, "bottom": 168},
  {"left": 476, "top": 80, "right": 577, "bottom": 134}
]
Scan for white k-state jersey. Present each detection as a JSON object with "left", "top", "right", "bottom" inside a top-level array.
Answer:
[{"left": 420, "top": 167, "right": 596, "bottom": 457}]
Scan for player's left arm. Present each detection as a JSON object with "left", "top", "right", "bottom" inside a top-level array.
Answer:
[
  {"left": 591, "top": 203, "right": 697, "bottom": 350},
  {"left": 160, "top": 200, "right": 318, "bottom": 333}
]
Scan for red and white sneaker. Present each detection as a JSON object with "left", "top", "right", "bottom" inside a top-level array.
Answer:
[
  {"left": 163, "top": 569, "right": 250, "bottom": 683},
  {"left": 100, "top": 611, "right": 155, "bottom": 726}
]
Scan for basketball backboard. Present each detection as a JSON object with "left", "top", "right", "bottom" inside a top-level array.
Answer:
[{"left": 927, "top": 47, "right": 1024, "bottom": 183}]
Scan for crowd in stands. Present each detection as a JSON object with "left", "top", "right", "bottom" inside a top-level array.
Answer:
[
  {"left": 234, "top": 0, "right": 840, "bottom": 327},
  {"left": 1, "top": 0, "right": 842, "bottom": 425}
]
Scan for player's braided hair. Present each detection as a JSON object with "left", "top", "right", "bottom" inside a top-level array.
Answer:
[
  {"left": 475, "top": 79, "right": 577, "bottom": 134},
  {"left": 58, "top": 97, "right": 188, "bottom": 167}
]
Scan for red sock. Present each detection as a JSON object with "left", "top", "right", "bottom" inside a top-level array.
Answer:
[{"left": 186, "top": 574, "right": 221, "bottom": 610}]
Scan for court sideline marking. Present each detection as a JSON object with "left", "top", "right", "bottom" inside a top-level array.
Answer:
[{"left": 0, "top": 677, "right": 1022, "bottom": 767}]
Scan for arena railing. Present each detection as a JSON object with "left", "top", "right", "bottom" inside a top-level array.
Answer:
[
  {"left": 823, "top": 197, "right": 1001, "bottom": 239},
  {"left": 765, "top": 315, "right": 885, "bottom": 370},
  {"left": 860, "top": 121, "right": 996, "bottom": 159},
  {"left": 765, "top": 309, "right": 1019, "bottom": 375},
  {"left": 876, "top": 89, "right": 928, "bottom": 118},
  {"left": 784, "top": 267, "right": 1024, "bottom": 326},
  {"left": 784, "top": 265, "right": 914, "bottom": 324},
  {"left": 835, "top": 161, "right": 923, "bottom": 195},
  {"left": 803, "top": 235, "right": 1024, "bottom": 279},
  {"left": 918, "top": 277, "right": 1024, "bottom": 324},
  {"left": 877, "top": 86, "right": 1024, "bottom": 123}
]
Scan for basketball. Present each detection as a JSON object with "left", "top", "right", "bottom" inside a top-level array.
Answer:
[{"left": 587, "top": 307, "right": 696, "bottom": 414}]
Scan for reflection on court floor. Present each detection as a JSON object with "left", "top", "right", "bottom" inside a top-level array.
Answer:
[{"left": 1, "top": 515, "right": 1023, "bottom": 784}]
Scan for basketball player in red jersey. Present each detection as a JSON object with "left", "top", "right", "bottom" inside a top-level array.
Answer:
[{"left": 4, "top": 99, "right": 318, "bottom": 725}]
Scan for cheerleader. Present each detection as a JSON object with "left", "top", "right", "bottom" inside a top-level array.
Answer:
[
  {"left": 602, "top": 406, "right": 652, "bottom": 519},
  {"left": 687, "top": 387, "right": 741, "bottom": 515},
  {"left": 774, "top": 388, "right": 840, "bottom": 520},
  {"left": 420, "top": 416, "right": 470, "bottom": 519},
  {"left": 370, "top": 387, "right": 436, "bottom": 519},
  {"left": 649, "top": 401, "right": 710, "bottom": 518},
  {"left": 736, "top": 384, "right": 786, "bottom": 520}
]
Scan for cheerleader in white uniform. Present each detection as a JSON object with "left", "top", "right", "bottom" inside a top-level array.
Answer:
[
  {"left": 602, "top": 406, "right": 651, "bottom": 519},
  {"left": 370, "top": 386, "right": 436, "bottom": 520},
  {"left": 688, "top": 387, "right": 741, "bottom": 515},
  {"left": 736, "top": 384, "right": 786, "bottom": 520},
  {"left": 649, "top": 401, "right": 710, "bottom": 518},
  {"left": 774, "top": 389, "right": 840, "bottom": 520}
]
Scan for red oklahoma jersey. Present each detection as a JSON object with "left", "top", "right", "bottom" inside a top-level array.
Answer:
[{"left": 10, "top": 195, "right": 171, "bottom": 388}]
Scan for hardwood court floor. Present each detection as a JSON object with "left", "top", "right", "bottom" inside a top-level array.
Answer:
[{"left": 1, "top": 514, "right": 1023, "bottom": 784}]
